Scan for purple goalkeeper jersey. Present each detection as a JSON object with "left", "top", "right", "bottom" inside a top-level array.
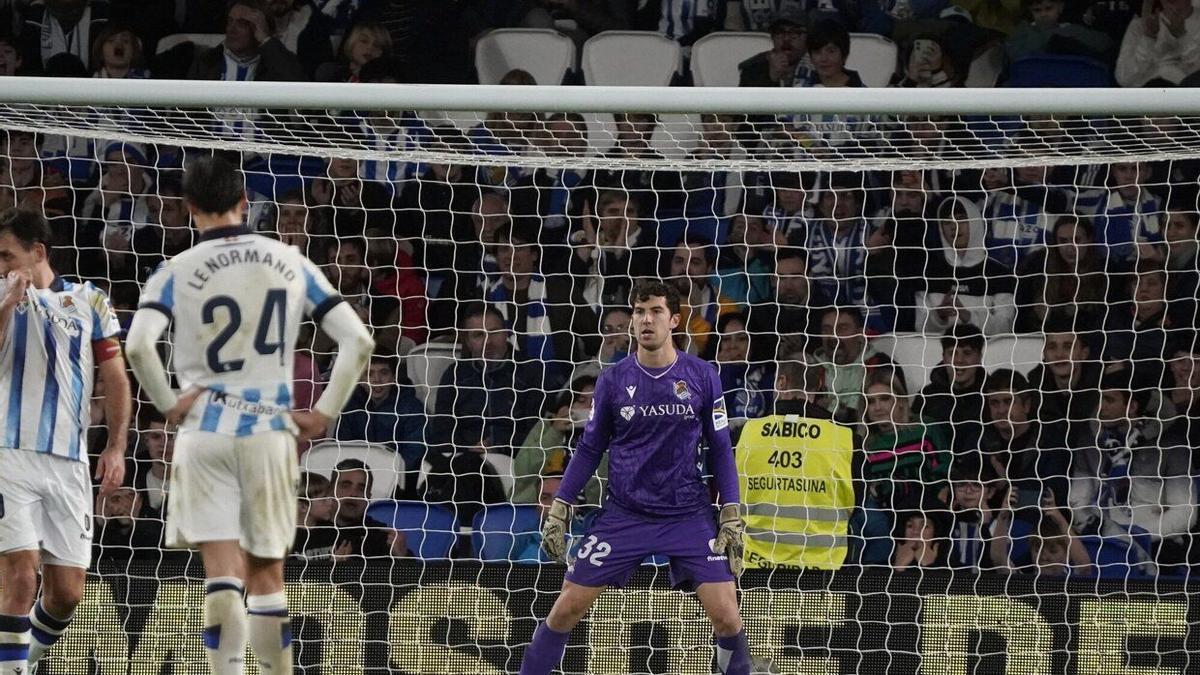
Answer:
[{"left": 557, "top": 351, "right": 740, "bottom": 519}]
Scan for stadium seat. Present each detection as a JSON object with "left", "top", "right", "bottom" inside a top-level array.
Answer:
[
  {"left": 154, "top": 33, "right": 224, "bottom": 55},
  {"left": 366, "top": 500, "right": 459, "bottom": 559},
  {"left": 582, "top": 31, "right": 682, "bottom": 86},
  {"left": 475, "top": 28, "right": 576, "bottom": 86},
  {"left": 871, "top": 333, "right": 943, "bottom": 392},
  {"left": 966, "top": 43, "right": 1004, "bottom": 88},
  {"left": 405, "top": 339, "right": 460, "bottom": 414},
  {"left": 1004, "top": 55, "right": 1113, "bottom": 87},
  {"left": 846, "top": 33, "right": 898, "bottom": 88},
  {"left": 471, "top": 503, "right": 543, "bottom": 561},
  {"left": 301, "top": 441, "right": 404, "bottom": 498},
  {"left": 982, "top": 335, "right": 1045, "bottom": 378},
  {"left": 690, "top": 32, "right": 773, "bottom": 87}
]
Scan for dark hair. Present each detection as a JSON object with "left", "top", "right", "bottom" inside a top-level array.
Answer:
[
  {"left": 807, "top": 18, "right": 850, "bottom": 57},
  {"left": 630, "top": 279, "right": 681, "bottom": 315},
  {"left": 717, "top": 311, "right": 749, "bottom": 334},
  {"left": 332, "top": 458, "right": 374, "bottom": 495},
  {"left": 777, "top": 359, "right": 824, "bottom": 395},
  {"left": 0, "top": 208, "right": 51, "bottom": 251},
  {"left": 140, "top": 407, "right": 167, "bottom": 428},
  {"left": 182, "top": 155, "right": 244, "bottom": 215},
  {"left": 820, "top": 304, "right": 864, "bottom": 328},
  {"left": 369, "top": 352, "right": 400, "bottom": 373},
  {"left": 459, "top": 302, "right": 504, "bottom": 329},
  {"left": 678, "top": 236, "right": 717, "bottom": 268},
  {"left": 227, "top": 0, "right": 275, "bottom": 32},
  {"left": 941, "top": 324, "right": 985, "bottom": 354},
  {"left": 982, "top": 368, "right": 1031, "bottom": 400},
  {"left": 358, "top": 56, "right": 407, "bottom": 83},
  {"left": 299, "top": 471, "right": 331, "bottom": 499}
]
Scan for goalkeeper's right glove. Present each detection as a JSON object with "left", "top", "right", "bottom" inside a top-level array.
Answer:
[{"left": 541, "top": 498, "right": 573, "bottom": 562}]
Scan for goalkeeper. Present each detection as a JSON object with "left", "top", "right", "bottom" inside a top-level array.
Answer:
[{"left": 519, "top": 280, "right": 749, "bottom": 675}]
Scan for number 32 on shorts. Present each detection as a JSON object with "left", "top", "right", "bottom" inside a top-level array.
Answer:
[{"left": 576, "top": 535, "right": 611, "bottom": 566}]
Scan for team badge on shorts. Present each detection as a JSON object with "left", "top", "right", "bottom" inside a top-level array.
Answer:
[{"left": 674, "top": 380, "right": 691, "bottom": 401}]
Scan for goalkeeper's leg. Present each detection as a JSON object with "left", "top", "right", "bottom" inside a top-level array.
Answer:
[
  {"left": 518, "top": 581, "right": 605, "bottom": 675},
  {"left": 697, "top": 581, "right": 750, "bottom": 675}
]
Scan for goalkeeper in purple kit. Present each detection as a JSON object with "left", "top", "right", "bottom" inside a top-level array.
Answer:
[{"left": 519, "top": 280, "right": 750, "bottom": 675}]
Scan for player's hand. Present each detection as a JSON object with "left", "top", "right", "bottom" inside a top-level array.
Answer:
[
  {"left": 540, "top": 498, "right": 573, "bottom": 563},
  {"left": 95, "top": 444, "right": 126, "bottom": 495},
  {"left": 166, "top": 387, "right": 205, "bottom": 425},
  {"left": 714, "top": 503, "right": 745, "bottom": 577},
  {"left": 1, "top": 269, "right": 30, "bottom": 311},
  {"left": 292, "top": 410, "right": 332, "bottom": 442}
]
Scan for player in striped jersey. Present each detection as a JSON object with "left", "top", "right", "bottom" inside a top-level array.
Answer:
[
  {"left": 0, "top": 208, "right": 131, "bottom": 675},
  {"left": 125, "top": 156, "right": 374, "bottom": 675}
]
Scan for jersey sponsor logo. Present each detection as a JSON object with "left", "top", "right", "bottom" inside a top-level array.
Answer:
[
  {"left": 673, "top": 380, "right": 691, "bottom": 401},
  {"left": 712, "top": 396, "right": 729, "bottom": 431},
  {"left": 626, "top": 385, "right": 636, "bottom": 399},
  {"left": 637, "top": 403, "right": 695, "bottom": 417},
  {"left": 27, "top": 300, "right": 83, "bottom": 336},
  {"left": 620, "top": 405, "right": 636, "bottom": 421},
  {"left": 210, "top": 391, "right": 286, "bottom": 417}
]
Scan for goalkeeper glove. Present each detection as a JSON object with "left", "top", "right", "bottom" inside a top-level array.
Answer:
[
  {"left": 541, "top": 498, "right": 573, "bottom": 562},
  {"left": 714, "top": 503, "right": 746, "bottom": 577}
]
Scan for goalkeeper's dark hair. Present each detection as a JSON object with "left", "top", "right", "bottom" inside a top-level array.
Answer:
[
  {"left": 182, "top": 154, "right": 244, "bottom": 215},
  {"left": 0, "top": 208, "right": 51, "bottom": 251},
  {"left": 630, "top": 279, "right": 681, "bottom": 315}
]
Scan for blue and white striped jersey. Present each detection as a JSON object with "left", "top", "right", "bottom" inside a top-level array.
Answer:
[
  {"left": 138, "top": 226, "right": 342, "bottom": 437},
  {"left": 658, "top": 0, "right": 713, "bottom": 41},
  {"left": 0, "top": 277, "right": 120, "bottom": 461}
]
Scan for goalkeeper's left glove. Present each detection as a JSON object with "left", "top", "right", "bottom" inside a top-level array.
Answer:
[{"left": 714, "top": 503, "right": 745, "bottom": 577}]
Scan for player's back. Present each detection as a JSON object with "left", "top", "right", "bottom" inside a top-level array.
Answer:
[{"left": 142, "top": 226, "right": 335, "bottom": 435}]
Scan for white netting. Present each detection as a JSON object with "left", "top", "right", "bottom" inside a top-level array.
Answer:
[{"left": 3, "top": 85, "right": 1200, "bottom": 673}]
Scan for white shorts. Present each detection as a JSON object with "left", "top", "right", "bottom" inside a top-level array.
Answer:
[
  {"left": 166, "top": 430, "right": 298, "bottom": 560},
  {"left": 0, "top": 449, "right": 93, "bottom": 568}
]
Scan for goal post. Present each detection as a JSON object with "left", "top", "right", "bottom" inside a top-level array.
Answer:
[{"left": 2, "top": 77, "right": 1199, "bottom": 673}]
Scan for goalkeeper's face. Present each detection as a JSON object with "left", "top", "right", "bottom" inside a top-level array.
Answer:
[{"left": 632, "top": 297, "right": 679, "bottom": 352}]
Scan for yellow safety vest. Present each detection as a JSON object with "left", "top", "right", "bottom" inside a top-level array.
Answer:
[{"left": 736, "top": 415, "right": 854, "bottom": 570}]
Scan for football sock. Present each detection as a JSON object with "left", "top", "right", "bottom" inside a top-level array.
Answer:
[
  {"left": 203, "top": 577, "right": 247, "bottom": 675},
  {"left": 247, "top": 592, "right": 292, "bottom": 673},
  {"left": 518, "top": 622, "right": 571, "bottom": 675}
]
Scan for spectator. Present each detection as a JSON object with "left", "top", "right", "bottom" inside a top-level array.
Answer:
[
  {"left": 484, "top": 221, "right": 568, "bottom": 375},
  {"left": 891, "top": 34, "right": 961, "bottom": 87},
  {"left": 1103, "top": 260, "right": 1190, "bottom": 389},
  {"left": 915, "top": 325, "right": 988, "bottom": 454},
  {"left": 590, "top": 112, "right": 684, "bottom": 215},
  {"left": 574, "top": 305, "right": 634, "bottom": 377},
  {"left": 979, "top": 166, "right": 1053, "bottom": 271},
  {"left": 422, "top": 189, "right": 506, "bottom": 330},
  {"left": 771, "top": 358, "right": 832, "bottom": 417},
  {"left": 951, "top": 0, "right": 1025, "bottom": 33},
  {"left": 428, "top": 305, "right": 547, "bottom": 522},
  {"left": 711, "top": 312, "right": 774, "bottom": 421},
  {"left": 917, "top": 196, "right": 1017, "bottom": 335},
  {"left": 508, "top": 474, "right": 587, "bottom": 562},
  {"left": 468, "top": 70, "right": 540, "bottom": 187},
  {"left": 333, "top": 353, "right": 426, "bottom": 472},
  {"left": 362, "top": 230, "right": 427, "bottom": 349},
  {"left": 90, "top": 22, "right": 147, "bottom": 78},
  {"left": 319, "top": 237, "right": 403, "bottom": 347},
  {"left": 979, "top": 369, "right": 1072, "bottom": 513},
  {"left": 0, "top": 32, "right": 23, "bottom": 76},
  {"left": 812, "top": 305, "right": 892, "bottom": 422},
  {"left": 311, "top": 156, "right": 398, "bottom": 236},
  {"left": 265, "top": 0, "right": 334, "bottom": 79},
  {"left": 76, "top": 141, "right": 153, "bottom": 284},
  {"left": 737, "top": 7, "right": 812, "bottom": 87},
  {"left": 1070, "top": 368, "right": 1196, "bottom": 569},
  {"left": 682, "top": 113, "right": 748, "bottom": 219},
  {"left": 803, "top": 173, "right": 872, "bottom": 323},
  {"left": 134, "top": 410, "right": 173, "bottom": 514},
  {"left": 270, "top": 188, "right": 330, "bottom": 262},
  {"left": 1163, "top": 338, "right": 1200, "bottom": 449},
  {"left": 855, "top": 368, "right": 951, "bottom": 565},
  {"left": 1080, "top": 161, "right": 1164, "bottom": 263},
  {"left": 666, "top": 237, "right": 740, "bottom": 356},
  {"left": 648, "top": 0, "right": 716, "bottom": 44},
  {"left": 892, "top": 512, "right": 948, "bottom": 569},
  {"left": 1026, "top": 313, "right": 1103, "bottom": 433},
  {"left": 715, "top": 213, "right": 775, "bottom": 306},
  {"left": 746, "top": 252, "right": 828, "bottom": 362},
  {"left": 188, "top": 0, "right": 305, "bottom": 82},
  {"left": 513, "top": 112, "right": 590, "bottom": 241},
  {"left": 1005, "top": 0, "right": 1114, "bottom": 63},
  {"left": 326, "top": 460, "right": 407, "bottom": 558},
  {"left": 1115, "top": 0, "right": 1200, "bottom": 87},
  {"left": 512, "top": 376, "right": 607, "bottom": 507},
  {"left": 761, "top": 171, "right": 811, "bottom": 240},
  {"left": 93, "top": 484, "right": 164, "bottom": 561},
  {"left": 131, "top": 178, "right": 194, "bottom": 282},
  {"left": 347, "top": 57, "right": 431, "bottom": 195},
  {"left": 1159, "top": 205, "right": 1200, "bottom": 308},
  {"left": 316, "top": 19, "right": 389, "bottom": 82},
  {"left": 1016, "top": 215, "right": 1124, "bottom": 333},
  {"left": 20, "top": 0, "right": 109, "bottom": 72},
  {"left": 1022, "top": 494, "right": 1095, "bottom": 577},
  {"left": 783, "top": 18, "right": 876, "bottom": 153},
  {"left": 517, "top": 0, "right": 630, "bottom": 46},
  {"left": 291, "top": 472, "right": 340, "bottom": 560},
  {"left": 800, "top": 17, "right": 863, "bottom": 87},
  {"left": 942, "top": 461, "right": 1015, "bottom": 572}
]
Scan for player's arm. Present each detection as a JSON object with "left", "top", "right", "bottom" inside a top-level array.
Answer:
[
  {"left": 705, "top": 367, "right": 745, "bottom": 575},
  {"left": 126, "top": 266, "right": 181, "bottom": 414},
  {"left": 296, "top": 258, "right": 375, "bottom": 440},
  {"left": 90, "top": 287, "right": 131, "bottom": 493}
]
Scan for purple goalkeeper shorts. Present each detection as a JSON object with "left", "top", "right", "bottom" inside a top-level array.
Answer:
[{"left": 565, "top": 506, "right": 735, "bottom": 590}]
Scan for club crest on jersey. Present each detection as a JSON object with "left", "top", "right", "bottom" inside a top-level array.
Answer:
[
  {"left": 620, "top": 405, "right": 636, "bottom": 421},
  {"left": 674, "top": 380, "right": 691, "bottom": 401},
  {"left": 61, "top": 296, "right": 75, "bottom": 310}
]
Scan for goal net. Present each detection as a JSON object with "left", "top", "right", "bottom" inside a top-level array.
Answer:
[{"left": 3, "top": 80, "right": 1200, "bottom": 673}]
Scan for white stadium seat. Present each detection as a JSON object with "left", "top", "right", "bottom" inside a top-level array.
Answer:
[
  {"left": 405, "top": 339, "right": 461, "bottom": 415},
  {"left": 847, "top": 33, "right": 898, "bottom": 88},
  {"left": 155, "top": 33, "right": 224, "bottom": 55},
  {"left": 690, "top": 31, "right": 773, "bottom": 87},
  {"left": 966, "top": 43, "right": 1005, "bottom": 88},
  {"left": 982, "top": 335, "right": 1045, "bottom": 377},
  {"left": 871, "top": 333, "right": 943, "bottom": 393},
  {"left": 475, "top": 28, "right": 576, "bottom": 86},
  {"left": 582, "top": 31, "right": 682, "bottom": 86},
  {"left": 301, "top": 441, "right": 405, "bottom": 498}
]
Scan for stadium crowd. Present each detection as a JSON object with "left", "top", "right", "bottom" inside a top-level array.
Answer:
[{"left": 1, "top": 0, "right": 1199, "bottom": 579}]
